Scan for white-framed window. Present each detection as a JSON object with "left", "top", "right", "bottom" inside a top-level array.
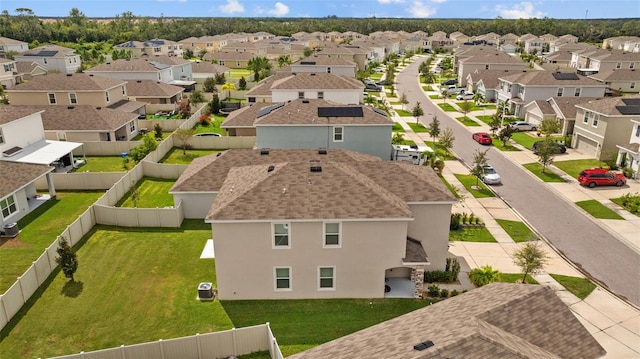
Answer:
[
  {"left": 557, "top": 87, "right": 564, "bottom": 96},
  {"left": 592, "top": 113, "right": 599, "bottom": 127},
  {"left": 630, "top": 62, "right": 635, "bottom": 69},
  {"left": 574, "top": 88, "right": 581, "bottom": 97},
  {"left": 333, "top": 126, "right": 343, "bottom": 142},
  {"left": 122, "top": 86, "right": 126, "bottom": 96},
  {"left": 616, "top": 62, "right": 621, "bottom": 69},
  {"left": 57, "top": 132, "right": 67, "bottom": 141},
  {"left": 48, "top": 93, "right": 56, "bottom": 104},
  {"left": 274, "top": 267, "right": 291, "bottom": 291},
  {"left": 0, "top": 195, "right": 17, "bottom": 219},
  {"left": 318, "top": 91, "right": 324, "bottom": 99},
  {"left": 43, "top": 58, "right": 47, "bottom": 64},
  {"left": 105, "top": 91, "right": 110, "bottom": 103},
  {"left": 0, "top": 128, "right": 4, "bottom": 144},
  {"left": 318, "top": 267, "right": 335, "bottom": 290},
  {"left": 485, "top": 64, "right": 489, "bottom": 70},
  {"left": 631, "top": 82, "right": 636, "bottom": 89},
  {"left": 273, "top": 223, "right": 290, "bottom": 248},
  {"left": 219, "top": 60, "right": 225, "bottom": 66},
  {"left": 298, "top": 91, "right": 304, "bottom": 99},
  {"left": 324, "top": 222, "right": 341, "bottom": 247},
  {"left": 129, "top": 121, "right": 136, "bottom": 133},
  {"left": 69, "top": 93, "right": 77, "bottom": 104},
  {"left": 635, "top": 125, "right": 640, "bottom": 137},
  {"left": 583, "top": 111, "right": 590, "bottom": 124}
]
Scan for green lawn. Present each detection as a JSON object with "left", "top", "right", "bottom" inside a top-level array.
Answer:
[
  {"left": 495, "top": 219, "right": 536, "bottom": 243},
  {"left": 71, "top": 156, "right": 126, "bottom": 172},
  {"left": 438, "top": 175, "right": 458, "bottom": 198},
  {"left": 116, "top": 177, "right": 175, "bottom": 208},
  {"left": 0, "top": 221, "right": 230, "bottom": 359},
  {"left": 611, "top": 195, "right": 640, "bottom": 217},
  {"left": 553, "top": 159, "right": 601, "bottom": 179},
  {"left": 193, "top": 115, "right": 226, "bottom": 135},
  {"left": 160, "top": 147, "right": 221, "bottom": 164},
  {"left": 392, "top": 122, "right": 405, "bottom": 132},
  {"left": 222, "top": 298, "right": 435, "bottom": 356},
  {"left": 475, "top": 115, "right": 494, "bottom": 125},
  {"left": 492, "top": 142, "right": 521, "bottom": 152},
  {"left": 522, "top": 163, "right": 566, "bottom": 182},
  {"left": 398, "top": 139, "right": 416, "bottom": 146},
  {"left": 229, "top": 68, "right": 252, "bottom": 79},
  {"left": 424, "top": 141, "right": 456, "bottom": 160},
  {"left": 455, "top": 103, "right": 483, "bottom": 112},
  {"left": 407, "top": 122, "right": 428, "bottom": 132},
  {"left": 429, "top": 95, "right": 440, "bottom": 100},
  {"left": 422, "top": 85, "right": 434, "bottom": 91},
  {"left": 456, "top": 116, "right": 481, "bottom": 126},
  {"left": 0, "top": 191, "right": 104, "bottom": 294},
  {"left": 498, "top": 273, "right": 539, "bottom": 284},
  {"left": 549, "top": 274, "right": 596, "bottom": 300},
  {"left": 438, "top": 103, "right": 457, "bottom": 112},
  {"left": 395, "top": 109, "right": 412, "bottom": 117},
  {"left": 453, "top": 174, "right": 495, "bottom": 198},
  {"left": 131, "top": 131, "right": 172, "bottom": 141},
  {"left": 510, "top": 132, "right": 540, "bottom": 150},
  {"left": 449, "top": 227, "right": 497, "bottom": 242},
  {"left": 575, "top": 200, "right": 624, "bottom": 220}
]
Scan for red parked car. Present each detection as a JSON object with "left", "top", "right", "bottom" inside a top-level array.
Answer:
[
  {"left": 577, "top": 168, "right": 626, "bottom": 188},
  {"left": 472, "top": 132, "right": 493, "bottom": 145}
]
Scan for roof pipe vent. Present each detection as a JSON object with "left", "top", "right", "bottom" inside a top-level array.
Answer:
[
  {"left": 260, "top": 149, "right": 270, "bottom": 155},
  {"left": 267, "top": 165, "right": 275, "bottom": 172},
  {"left": 413, "top": 340, "right": 434, "bottom": 351}
]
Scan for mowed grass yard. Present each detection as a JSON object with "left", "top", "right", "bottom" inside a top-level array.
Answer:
[
  {"left": 116, "top": 177, "right": 175, "bottom": 208},
  {"left": 72, "top": 156, "right": 125, "bottom": 172},
  {"left": 0, "top": 191, "right": 104, "bottom": 293},
  {"left": 0, "top": 221, "right": 230, "bottom": 359},
  {"left": 160, "top": 147, "right": 221, "bottom": 164}
]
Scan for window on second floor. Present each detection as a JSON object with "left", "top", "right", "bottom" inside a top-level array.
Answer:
[
  {"left": 105, "top": 91, "right": 110, "bottom": 103},
  {"left": 485, "top": 64, "right": 489, "bottom": 70},
  {"left": 631, "top": 82, "right": 636, "bottom": 89},
  {"left": 635, "top": 125, "right": 640, "bottom": 138},
  {"left": 69, "top": 93, "right": 77, "bottom": 104},
  {"left": 630, "top": 62, "right": 636, "bottom": 69},
  {"left": 557, "top": 87, "right": 564, "bottom": 96},
  {"left": 327, "top": 67, "right": 331, "bottom": 73},
  {"left": 129, "top": 121, "right": 136, "bottom": 133},
  {"left": 583, "top": 111, "right": 590, "bottom": 124},
  {"left": 324, "top": 222, "right": 340, "bottom": 247},
  {"left": 43, "top": 58, "right": 47, "bottom": 64},
  {"left": 298, "top": 91, "right": 304, "bottom": 99},
  {"left": 592, "top": 113, "right": 599, "bottom": 127},
  {"left": 122, "top": 86, "right": 126, "bottom": 96},
  {"left": 48, "top": 93, "right": 56, "bottom": 104},
  {"left": 575, "top": 88, "right": 581, "bottom": 97},
  {"left": 318, "top": 91, "right": 324, "bottom": 99},
  {"left": 0, "top": 128, "right": 4, "bottom": 145},
  {"left": 274, "top": 223, "right": 290, "bottom": 248},
  {"left": 507, "top": 84, "right": 512, "bottom": 93},
  {"left": 333, "top": 126, "right": 343, "bottom": 142}
]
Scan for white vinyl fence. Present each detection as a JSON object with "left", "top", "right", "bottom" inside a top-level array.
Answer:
[
  {"left": 35, "top": 172, "right": 125, "bottom": 191},
  {"left": 47, "top": 323, "right": 284, "bottom": 359}
]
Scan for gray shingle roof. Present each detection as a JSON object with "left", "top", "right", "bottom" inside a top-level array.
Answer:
[
  {"left": 85, "top": 58, "right": 169, "bottom": 72},
  {"left": 191, "top": 61, "right": 231, "bottom": 74},
  {"left": 288, "top": 283, "right": 606, "bottom": 359},
  {"left": 222, "top": 102, "right": 273, "bottom": 128},
  {"left": 500, "top": 71, "right": 604, "bottom": 86},
  {"left": 254, "top": 99, "right": 392, "bottom": 126},
  {"left": 470, "top": 69, "right": 523, "bottom": 89},
  {"left": 0, "top": 105, "right": 43, "bottom": 125},
  {"left": 576, "top": 95, "right": 640, "bottom": 116},
  {"left": 17, "top": 105, "right": 138, "bottom": 131},
  {"left": 0, "top": 161, "right": 52, "bottom": 198},
  {"left": 548, "top": 96, "right": 604, "bottom": 119},
  {"left": 125, "top": 80, "right": 183, "bottom": 98},
  {"left": 293, "top": 56, "right": 356, "bottom": 66},
  {"left": 270, "top": 73, "right": 363, "bottom": 90},
  {"left": 17, "top": 44, "right": 75, "bottom": 57},
  {"left": 589, "top": 69, "right": 640, "bottom": 82},
  {"left": 9, "top": 73, "right": 125, "bottom": 91}
]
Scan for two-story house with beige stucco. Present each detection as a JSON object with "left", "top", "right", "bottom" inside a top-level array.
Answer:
[
  {"left": 0, "top": 36, "right": 28, "bottom": 57},
  {"left": 13, "top": 44, "right": 81, "bottom": 74},
  {"left": 113, "top": 39, "right": 184, "bottom": 58},
  {"left": 0, "top": 58, "right": 18, "bottom": 88},
  {"left": 290, "top": 56, "right": 357, "bottom": 77},
  {"left": 456, "top": 47, "right": 527, "bottom": 86}
]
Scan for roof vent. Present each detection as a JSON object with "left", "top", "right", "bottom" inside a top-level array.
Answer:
[
  {"left": 106, "top": 62, "right": 111, "bottom": 65},
  {"left": 310, "top": 73, "right": 316, "bottom": 76},
  {"left": 310, "top": 165, "right": 322, "bottom": 172},
  {"left": 137, "top": 80, "right": 142, "bottom": 83},
  {"left": 318, "top": 148, "right": 327, "bottom": 155},
  {"left": 96, "top": 107, "right": 102, "bottom": 110},
  {"left": 413, "top": 340, "right": 434, "bottom": 351},
  {"left": 216, "top": 152, "right": 222, "bottom": 157},
  {"left": 67, "top": 106, "right": 74, "bottom": 109},
  {"left": 267, "top": 165, "right": 275, "bottom": 172},
  {"left": 302, "top": 99, "right": 310, "bottom": 104},
  {"left": 89, "top": 74, "right": 94, "bottom": 76},
  {"left": 260, "top": 149, "right": 270, "bottom": 155},
  {"left": 66, "top": 73, "right": 72, "bottom": 76}
]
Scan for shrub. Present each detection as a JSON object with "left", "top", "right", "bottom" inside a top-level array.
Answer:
[
  {"left": 450, "top": 213, "right": 462, "bottom": 230},
  {"left": 461, "top": 212, "right": 468, "bottom": 224},
  {"left": 450, "top": 289, "right": 459, "bottom": 296},
  {"left": 439, "top": 288, "right": 449, "bottom": 298},
  {"left": 423, "top": 270, "right": 450, "bottom": 283},
  {"left": 468, "top": 213, "right": 475, "bottom": 224},
  {"left": 427, "top": 284, "right": 440, "bottom": 297},
  {"left": 198, "top": 114, "right": 211, "bottom": 126},
  {"left": 445, "top": 257, "right": 460, "bottom": 282},
  {"left": 469, "top": 265, "right": 501, "bottom": 287},
  {"left": 617, "top": 192, "right": 640, "bottom": 215},
  {"left": 622, "top": 167, "right": 635, "bottom": 179}
]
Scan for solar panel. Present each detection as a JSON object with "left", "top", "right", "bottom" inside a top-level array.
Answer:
[
  {"left": 299, "top": 61, "right": 316, "bottom": 65},
  {"left": 256, "top": 102, "right": 285, "bottom": 118},
  {"left": 621, "top": 98, "right": 640, "bottom": 106},
  {"left": 372, "top": 108, "right": 389, "bottom": 117},
  {"left": 616, "top": 105, "right": 640, "bottom": 115},
  {"left": 552, "top": 72, "right": 579, "bottom": 80},
  {"left": 24, "top": 50, "right": 58, "bottom": 57},
  {"left": 148, "top": 61, "right": 170, "bottom": 70},
  {"left": 318, "top": 107, "right": 363, "bottom": 117}
]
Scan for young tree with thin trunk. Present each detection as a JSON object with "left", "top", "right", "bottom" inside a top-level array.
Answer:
[
  {"left": 470, "top": 148, "right": 489, "bottom": 187},
  {"left": 399, "top": 92, "right": 408, "bottom": 110},
  {"left": 438, "top": 127, "right": 455, "bottom": 159},
  {"left": 411, "top": 101, "right": 424, "bottom": 124},
  {"left": 536, "top": 139, "right": 557, "bottom": 173},
  {"left": 427, "top": 114, "right": 440, "bottom": 143},
  {"left": 174, "top": 128, "right": 196, "bottom": 155},
  {"left": 513, "top": 240, "right": 549, "bottom": 283},
  {"left": 440, "top": 88, "right": 449, "bottom": 103},
  {"left": 458, "top": 100, "right": 473, "bottom": 119},
  {"left": 55, "top": 237, "right": 78, "bottom": 282}
]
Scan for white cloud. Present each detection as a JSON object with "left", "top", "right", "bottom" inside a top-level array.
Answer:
[
  {"left": 268, "top": 2, "right": 290, "bottom": 16},
  {"left": 379, "top": 0, "right": 405, "bottom": 4},
  {"left": 430, "top": 0, "right": 447, "bottom": 3},
  {"left": 156, "top": 0, "right": 187, "bottom": 2},
  {"left": 219, "top": 0, "right": 245, "bottom": 14},
  {"left": 408, "top": 1, "right": 436, "bottom": 17},
  {"left": 496, "top": 2, "right": 544, "bottom": 19}
]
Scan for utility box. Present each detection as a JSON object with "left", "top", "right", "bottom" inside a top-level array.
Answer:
[
  {"left": 1, "top": 222, "right": 19, "bottom": 237},
  {"left": 198, "top": 282, "right": 214, "bottom": 300}
]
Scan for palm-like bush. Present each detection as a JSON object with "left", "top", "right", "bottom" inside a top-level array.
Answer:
[{"left": 469, "top": 265, "right": 501, "bottom": 287}]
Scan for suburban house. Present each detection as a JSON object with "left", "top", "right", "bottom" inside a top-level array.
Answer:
[
  {"left": 113, "top": 39, "right": 184, "bottom": 58},
  {"left": 125, "top": 80, "right": 184, "bottom": 105},
  {"left": 315, "top": 46, "right": 370, "bottom": 72},
  {"left": 6, "top": 73, "right": 145, "bottom": 115},
  {"left": 0, "top": 36, "right": 28, "bottom": 57},
  {"left": 13, "top": 44, "right": 81, "bottom": 74},
  {"left": 425, "top": 31, "right": 455, "bottom": 51},
  {"left": 179, "top": 35, "right": 229, "bottom": 53},
  {"left": 183, "top": 148, "right": 456, "bottom": 300},
  {"left": 219, "top": 41, "right": 267, "bottom": 56},
  {"left": 223, "top": 99, "right": 393, "bottom": 160},
  {"left": 465, "top": 69, "right": 521, "bottom": 102},
  {"left": 190, "top": 61, "right": 231, "bottom": 83},
  {"left": 602, "top": 36, "right": 640, "bottom": 53},
  {"left": 264, "top": 42, "right": 307, "bottom": 63},
  {"left": 616, "top": 119, "right": 640, "bottom": 178},
  {"left": 496, "top": 71, "right": 607, "bottom": 119},
  {"left": 499, "top": 33, "right": 520, "bottom": 46},
  {"left": 525, "top": 96, "right": 603, "bottom": 136},
  {"left": 548, "top": 34, "right": 579, "bottom": 53},
  {"left": 571, "top": 48, "right": 640, "bottom": 74},
  {"left": 0, "top": 58, "right": 17, "bottom": 88},
  {"left": 290, "top": 56, "right": 357, "bottom": 77},
  {"left": 84, "top": 56, "right": 194, "bottom": 86},
  {"left": 202, "top": 52, "right": 255, "bottom": 69},
  {"left": 522, "top": 99, "right": 556, "bottom": 126},
  {"left": 0, "top": 160, "right": 55, "bottom": 227},
  {"left": 519, "top": 33, "right": 546, "bottom": 54},
  {"left": 588, "top": 69, "right": 640, "bottom": 94},
  {"left": 287, "top": 283, "right": 606, "bottom": 359},
  {"left": 14, "top": 61, "right": 48, "bottom": 82},
  {"left": 21, "top": 105, "right": 141, "bottom": 142},
  {"left": 455, "top": 47, "right": 526, "bottom": 86},
  {"left": 269, "top": 73, "right": 364, "bottom": 104},
  {"left": 244, "top": 72, "right": 293, "bottom": 103},
  {"left": 572, "top": 96, "right": 639, "bottom": 160}
]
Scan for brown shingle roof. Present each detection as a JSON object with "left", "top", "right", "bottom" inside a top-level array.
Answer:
[
  {"left": 288, "top": 283, "right": 606, "bottom": 359},
  {"left": 254, "top": 99, "right": 393, "bottom": 126},
  {"left": 9, "top": 73, "right": 125, "bottom": 92},
  {"left": 470, "top": 69, "right": 523, "bottom": 89},
  {"left": 244, "top": 71, "right": 292, "bottom": 97},
  {"left": 85, "top": 58, "right": 169, "bottom": 72},
  {"left": 0, "top": 161, "right": 52, "bottom": 198},
  {"left": 404, "top": 237, "right": 428, "bottom": 263},
  {"left": 293, "top": 56, "right": 356, "bottom": 66},
  {"left": 270, "top": 73, "right": 363, "bottom": 90},
  {"left": 548, "top": 96, "right": 604, "bottom": 119},
  {"left": 460, "top": 51, "right": 527, "bottom": 65},
  {"left": 576, "top": 95, "right": 640, "bottom": 116},
  {"left": 0, "top": 105, "right": 43, "bottom": 125},
  {"left": 531, "top": 100, "right": 555, "bottom": 115},
  {"left": 500, "top": 71, "right": 604, "bottom": 86},
  {"left": 191, "top": 62, "right": 231, "bottom": 74},
  {"left": 202, "top": 52, "right": 255, "bottom": 61},
  {"left": 589, "top": 69, "right": 640, "bottom": 82},
  {"left": 125, "top": 80, "right": 183, "bottom": 98},
  {"left": 19, "top": 105, "right": 138, "bottom": 131},
  {"left": 18, "top": 44, "right": 75, "bottom": 57},
  {"left": 15, "top": 61, "right": 46, "bottom": 75},
  {"left": 222, "top": 102, "right": 273, "bottom": 128}
]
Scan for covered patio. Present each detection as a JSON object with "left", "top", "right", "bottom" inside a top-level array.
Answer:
[{"left": 1, "top": 140, "right": 84, "bottom": 173}]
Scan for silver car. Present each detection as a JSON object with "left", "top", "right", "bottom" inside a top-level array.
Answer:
[
  {"left": 511, "top": 121, "right": 537, "bottom": 132},
  {"left": 481, "top": 164, "right": 501, "bottom": 185}
]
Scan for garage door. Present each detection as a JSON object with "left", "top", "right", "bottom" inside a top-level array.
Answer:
[
  {"left": 574, "top": 135, "right": 598, "bottom": 157},
  {"left": 525, "top": 112, "right": 542, "bottom": 125}
]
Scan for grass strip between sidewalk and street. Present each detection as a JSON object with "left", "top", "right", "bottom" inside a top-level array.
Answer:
[
  {"left": 453, "top": 174, "right": 495, "bottom": 198},
  {"left": 549, "top": 274, "right": 596, "bottom": 299},
  {"left": 575, "top": 200, "right": 624, "bottom": 220},
  {"left": 456, "top": 116, "right": 480, "bottom": 126},
  {"left": 437, "top": 103, "right": 457, "bottom": 112},
  {"left": 449, "top": 227, "right": 497, "bottom": 242},
  {"left": 499, "top": 273, "right": 538, "bottom": 284},
  {"left": 407, "top": 122, "right": 428, "bottom": 132},
  {"left": 522, "top": 163, "right": 565, "bottom": 182},
  {"left": 495, "top": 219, "right": 536, "bottom": 243}
]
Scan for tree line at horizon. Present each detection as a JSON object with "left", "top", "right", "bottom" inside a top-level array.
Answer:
[{"left": 1, "top": 8, "right": 639, "bottom": 46}]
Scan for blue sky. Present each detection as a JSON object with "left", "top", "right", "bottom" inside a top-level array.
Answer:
[{"left": 1, "top": 0, "right": 639, "bottom": 19}]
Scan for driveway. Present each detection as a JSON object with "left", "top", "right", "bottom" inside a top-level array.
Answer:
[{"left": 394, "top": 56, "right": 640, "bottom": 306}]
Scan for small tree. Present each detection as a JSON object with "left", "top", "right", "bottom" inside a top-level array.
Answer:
[
  {"left": 469, "top": 265, "right": 501, "bottom": 287},
  {"left": 470, "top": 148, "right": 489, "bottom": 187},
  {"left": 458, "top": 100, "right": 473, "bottom": 119},
  {"left": 427, "top": 114, "right": 441, "bottom": 143},
  {"left": 153, "top": 123, "right": 163, "bottom": 140},
  {"left": 440, "top": 87, "right": 449, "bottom": 103},
  {"left": 513, "top": 241, "right": 549, "bottom": 283},
  {"left": 203, "top": 76, "right": 217, "bottom": 93},
  {"left": 438, "top": 127, "right": 455, "bottom": 158},
  {"left": 209, "top": 93, "right": 221, "bottom": 114},
  {"left": 189, "top": 90, "right": 205, "bottom": 105},
  {"left": 489, "top": 114, "right": 502, "bottom": 136},
  {"left": 411, "top": 101, "right": 424, "bottom": 124},
  {"left": 214, "top": 73, "right": 226, "bottom": 85},
  {"left": 536, "top": 138, "right": 558, "bottom": 173},
  {"left": 55, "top": 237, "right": 78, "bottom": 282},
  {"left": 221, "top": 82, "right": 236, "bottom": 100},
  {"left": 174, "top": 128, "right": 196, "bottom": 155},
  {"left": 238, "top": 76, "right": 247, "bottom": 91},
  {"left": 498, "top": 125, "right": 516, "bottom": 147},
  {"left": 131, "top": 181, "right": 139, "bottom": 208},
  {"left": 538, "top": 118, "right": 561, "bottom": 136},
  {"left": 399, "top": 92, "right": 409, "bottom": 110}
]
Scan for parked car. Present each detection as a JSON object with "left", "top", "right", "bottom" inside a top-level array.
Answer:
[
  {"left": 510, "top": 121, "right": 537, "bottom": 132},
  {"left": 441, "top": 79, "right": 457, "bottom": 86},
  {"left": 472, "top": 132, "right": 493, "bottom": 145},
  {"left": 481, "top": 164, "right": 501, "bottom": 185},
  {"left": 194, "top": 132, "right": 221, "bottom": 137},
  {"left": 578, "top": 168, "right": 626, "bottom": 188},
  {"left": 456, "top": 93, "right": 474, "bottom": 100},
  {"left": 365, "top": 83, "right": 383, "bottom": 92},
  {"left": 532, "top": 141, "right": 567, "bottom": 154},
  {"left": 376, "top": 79, "right": 392, "bottom": 86},
  {"left": 363, "top": 78, "right": 376, "bottom": 85}
]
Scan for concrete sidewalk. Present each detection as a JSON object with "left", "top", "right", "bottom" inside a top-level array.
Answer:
[{"left": 384, "top": 85, "right": 640, "bottom": 357}]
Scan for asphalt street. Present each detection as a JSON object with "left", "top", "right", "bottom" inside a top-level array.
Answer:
[{"left": 395, "top": 57, "right": 640, "bottom": 306}]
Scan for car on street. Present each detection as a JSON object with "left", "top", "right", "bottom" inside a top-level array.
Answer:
[
  {"left": 481, "top": 164, "right": 501, "bottom": 185},
  {"left": 532, "top": 141, "right": 567, "bottom": 154},
  {"left": 472, "top": 132, "right": 493, "bottom": 145},
  {"left": 456, "top": 93, "right": 474, "bottom": 100},
  {"left": 510, "top": 121, "right": 537, "bottom": 131},
  {"left": 365, "top": 83, "right": 383, "bottom": 92},
  {"left": 578, "top": 168, "right": 626, "bottom": 188},
  {"left": 194, "top": 132, "right": 221, "bottom": 137},
  {"left": 441, "top": 79, "right": 457, "bottom": 86}
]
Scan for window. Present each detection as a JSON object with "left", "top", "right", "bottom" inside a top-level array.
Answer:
[
  {"left": 57, "top": 132, "right": 67, "bottom": 141},
  {"left": 635, "top": 125, "right": 640, "bottom": 138},
  {"left": 631, "top": 82, "right": 636, "bottom": 89},
  {"left": 129, "top": 121, "right": 136, "bottom": 133},
  {"left": 274, "top": 267, "right": 291, "bottom": 290},
  {"left": 333, "top": 126, "right": 343, "bottom": 142},
  {"left": 507, "top": 84, "right": 512, "bottom": 93},
  {"left": 324, "top": 222, "right": 340, "bottom": 247},
  {"left": 583, "top": 111, "right": 590, "bottom": 124},
  {"left": 557, "top": 87, "right": 564, "bottom": 96},
  {"left": 220, "top": 60, "right": 225, "bottom": 66},
  {"left": 319, "top": 267, "right": 335, "bottom": 289},
  {"left": 43, "top": 58, "right": 47, "bottom": 64},
  {"left": 327, "top": 67, "right": 331, "bottom": 73},
  {"left": 616, "top": 62, "right": 621, "bottom": 69},
  {"left": 48, "top": 93, "right": 56, "bottom": 104},
  {"left": 0, "top": 128, "right": 4, "bottom": 144},
  {"left": 69, "top": 93, "right": 77, "bottom": 104},
  {"left": 1, "top": 195, "right": 17, "bottom": 219},
  {"left": 298, "top": 91, "right": 304, "bottom": 99},
  {"left": 630, "top": 62, "right": 635, "bottom": 69},
  {"left": 485, "top": 64, "right": 489, "bottom": 70},
  {"left": 574, "top": 88, "right": 581, "bottom": 97},
  {"left": 122, "top": 86, "right": 126, "bottom": 96},
  {"left": 274, "top": 223, "right": 290, "bottom": 247},
  {"left": 592, "top": 113, "right": 599, "bottom": 127},
  {"left": 105, "top": 91, "right": 110, "bottom": 103},
  {"left": 318, "top": 91, "right": 324, "bottom": 99}
]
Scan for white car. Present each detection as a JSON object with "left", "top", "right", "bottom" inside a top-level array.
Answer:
[
  {"left": 456, "top": 93, "right": 474, "bottom": 100},
  {"left": 481, "top": 164, "right": 501, "bottom": 185},
  {"left": 511, "top": 121, "right": 537, "bottom": 131}
]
